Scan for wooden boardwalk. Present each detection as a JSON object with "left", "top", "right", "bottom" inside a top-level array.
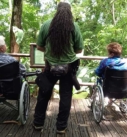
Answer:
[{"left": 0, "top": 97, "right": 127, "bottom": 137}]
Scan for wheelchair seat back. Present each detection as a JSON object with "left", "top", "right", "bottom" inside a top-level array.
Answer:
[
  {"left": 103, "top": 67, "right": 127, "bottom": 99},
  {"left": 0, "top": 61, "right": 22, "bottom": 100}
]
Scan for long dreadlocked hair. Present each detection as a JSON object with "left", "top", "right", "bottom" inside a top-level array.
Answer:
[{"left": 48, "top": 2, "right": 74, "bottom": 58}]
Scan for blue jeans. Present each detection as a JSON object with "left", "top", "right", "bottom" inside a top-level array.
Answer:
[{"left": 33, "top": 71, "right": 73, "bottom": 130}]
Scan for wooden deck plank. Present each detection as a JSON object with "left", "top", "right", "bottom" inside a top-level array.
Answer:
[
  {"left": 73, "top": 99, "right": 89, "bottom": 137},
  {"left": 82, "top": 99, "right": 106, "bottom": 137},
  {"left": 104, "top": 106, "right": 127, "bottom": 137},
  {"left": 79, "top": 99, "right": 96, "bottom": 137},
  {"left": 85, "top": 99, "right": 115, "bottom": 137},
  {"left": 0, "top": 101, "right": 19, "bottom": 137},
  {"left": 70, "top": 100, "right": 81, "bottom": 137},
  {"left": 46, "top": 99, "right": 59, "bottom": 137},
  {"left": 1, "top": 97, "right": 127, "bottom": 137},
  {"left": 22, "top": 97, "right": 37, "bottom": 137},
  {"left": 87, "top": 98, "right": 127, "bottom": 137},
  {"left": 0, "top": 109, "right": 18, "bottom": 137},
  {"left": 15, "top": 97, "right": 37, "bottom": 137}
]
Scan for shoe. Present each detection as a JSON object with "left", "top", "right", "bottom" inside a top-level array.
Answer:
[
  {"left": 56, "top": 128, "right": 67, "bottom": 134},
  {"left": 32, "top": 123, "right": 43, "bottom": 130}
]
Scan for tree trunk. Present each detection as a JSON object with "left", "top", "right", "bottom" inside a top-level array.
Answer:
[
  {"left": 111, "top": 0, "right": 116, "bottom": 26},
  {"left": 10, "top": 0, "right": 23, "bottom": 55}
]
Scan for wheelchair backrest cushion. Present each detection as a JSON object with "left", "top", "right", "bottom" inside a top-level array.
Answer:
[
  {"left": 103, "top": 68, "right": 127, "bottom": 98},
  {"left": 0, "top": 77, "right": 22, "bottom": 100},
  {"left": 0, "top": 61, "right": 20, "bottom": 79},
  {"left": 0, "top": 61, "right": 21, "bottom": 100}
]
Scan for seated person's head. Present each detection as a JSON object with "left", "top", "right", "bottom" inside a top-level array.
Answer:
[
  {"left": 107, "top": 42, "right": 122, "bottom": 57},
  {"left": 0, "top": 36, "right": 7, "bottom": 53}
]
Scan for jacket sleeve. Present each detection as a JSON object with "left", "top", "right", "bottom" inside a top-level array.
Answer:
[
  {"left": 94, "top": 59, "right": 106, "bottom": 77},
  {"left": 19, "top": 63, "right": 26, "bottom": 74}
]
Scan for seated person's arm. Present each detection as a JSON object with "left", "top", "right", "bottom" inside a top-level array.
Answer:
[
  {"left": 19, "top": 63, "right": 26, "bottom": 74},
  {"left": 95, "top": 60, "right": 106, "bottom": 78},
  {"left": 95, "top": 66, "right": 102, "bottom": 77}
]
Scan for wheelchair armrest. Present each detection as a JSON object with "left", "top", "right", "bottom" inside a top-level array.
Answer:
[{"left": 22, "top": 70, "right": 41, "bottom": 77}]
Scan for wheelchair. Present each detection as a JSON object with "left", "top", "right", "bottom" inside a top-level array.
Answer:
[
  {"left": 90, "top": 67, "right": 127, "bottom": 123},
  {"left": 0, "top": 61, "right": 39, "bottom": 125}
]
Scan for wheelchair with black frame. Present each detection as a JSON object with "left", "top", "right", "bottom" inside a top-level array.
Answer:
[
  {"left": 0, "top": 61, "right": 40, "bottom": 125},
  {"left": 90, "top": 67, "right": 127, "bottom": 123}
]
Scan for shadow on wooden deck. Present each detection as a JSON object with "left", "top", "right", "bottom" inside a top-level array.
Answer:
[{"left": 0, "top": 97, "right": 127, "bottom": 137}]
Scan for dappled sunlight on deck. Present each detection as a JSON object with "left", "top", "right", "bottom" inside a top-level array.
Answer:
[{"left": 0, "top": 97, "right": 127, "bottom": 137}]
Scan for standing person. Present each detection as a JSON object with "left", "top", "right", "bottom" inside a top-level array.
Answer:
[
  {"left": 0, "top": 35, "right": 26, "bottom": 74},
  {"left": 33, "top": 2, "right": 84, "bottom": 134}
]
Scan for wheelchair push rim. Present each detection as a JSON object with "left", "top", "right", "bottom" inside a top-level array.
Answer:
[
  {"left": 92, "top": 85, "right": 104, "bottom": 123},
  {"left": 19, "top": 81, "right": 30, "bottom": 125}
]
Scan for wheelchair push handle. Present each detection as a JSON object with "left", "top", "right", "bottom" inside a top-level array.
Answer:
[{"left": 22, "top": 70, "right": 41, "bottom": 77}]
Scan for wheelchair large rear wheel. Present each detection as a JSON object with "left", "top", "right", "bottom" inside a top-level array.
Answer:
[
  {"left": 19, "top": 81, "right": 30, "bottom": 125},
  {"left": 92, "top": 85, "right": 104, "bottom": 123}
]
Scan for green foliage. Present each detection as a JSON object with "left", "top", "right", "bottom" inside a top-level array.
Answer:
[
  {"left": 21, "top": 2, "right": 41, "bottom": 53},
  {"left": 73, "top": 92, "right": 89, "bottom": 99},
  {"left": 70, "top": 0, "right": 127, "bottom": 58},
  {"left": 1, "top": 0, "right": 127, "bottom": 96},
  {"left": 0, "top": 1, "right": 11, "bottom": 48},
  {"left": 1, "top": 0, "right": 127, "bottom": 56}
]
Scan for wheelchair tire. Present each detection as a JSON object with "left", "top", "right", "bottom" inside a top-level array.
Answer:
[
  {"left": 90, "top": 85, "right": 96, "bottom": 111},
  {"left": 19, "top": 81, "right": 30, "bottom": 125},
  {"left": 92, "top": 85, "right": 104, "bottom": 123}
]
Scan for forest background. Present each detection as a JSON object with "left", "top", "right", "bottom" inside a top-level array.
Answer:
[{"left": 1, "top": 0, "right": 127, "bottom": 98}]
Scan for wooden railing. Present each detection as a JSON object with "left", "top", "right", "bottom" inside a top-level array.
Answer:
[
  {"left": 8, "top": 53, "right": 106, "bottom": 86},
  {"left": 8, "top": 53, "right": 30, "bottom": 57}
]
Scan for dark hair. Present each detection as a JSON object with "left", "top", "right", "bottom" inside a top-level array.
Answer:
[
  {"left": 48, "top": 2, "right": 74, "bottom": 58},
  {"left": 107, "top": 42, "right": 122, "bottom": 56}
]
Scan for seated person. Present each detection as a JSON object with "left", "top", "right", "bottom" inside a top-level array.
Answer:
[
  {"left": 94, "top": 42, "right": 127, "bottom": 106},
  {"left": 95, "top": 42, "right": 127, "bottom": 78},
  {"left": 0, "top": 35, "right": 26, "bottom": 74}
]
